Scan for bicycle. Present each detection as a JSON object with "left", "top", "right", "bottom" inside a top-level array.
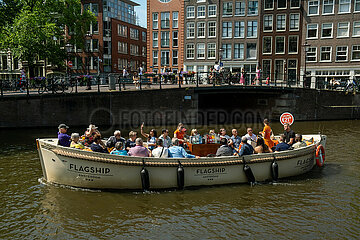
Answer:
[{"left": 37, "top": 78, "right": 67, "bottom": 94}]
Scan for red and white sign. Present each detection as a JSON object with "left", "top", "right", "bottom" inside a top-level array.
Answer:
[
  {"left": 280, "top": 112, "right": 294, "bottom": 125},
  {"left": 67, "top": 61, "right": 73, "bottom": 68}
]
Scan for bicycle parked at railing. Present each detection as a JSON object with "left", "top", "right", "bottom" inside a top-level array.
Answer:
[{"left": 37, "top": 77, "right": 74, "bottom": 94}]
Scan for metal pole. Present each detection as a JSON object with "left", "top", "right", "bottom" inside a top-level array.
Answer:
[
  {"left": 159, "top": 74, "right": 162, "bottom": 89},
  {"left": 139, "top": 74, "right": 142, "bottom": 90},
  {"left": 1, "top": 80, "right": 3, "bottom": 97},
  {"left": 26, "top": 77, "right": 30, "bottom": 97},
  {"left": 118, "top": 76, "right": 122, "bottom": 92},
  {"left": 196, "top": 72, "right": 199, "bottom": 87},
  {"left": 178, "top": 74, "right": 181, "bottom": 88}
]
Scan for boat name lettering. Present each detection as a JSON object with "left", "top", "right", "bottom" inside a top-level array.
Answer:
[
  {"left": 69, "top": 163, "right": 110, "bottom": 174},
  {"left": 196, "top": 168, "right": 226, "bottom": 175},
  {"left": 297, "top": 157, "right": 312, "bottom": 166}
]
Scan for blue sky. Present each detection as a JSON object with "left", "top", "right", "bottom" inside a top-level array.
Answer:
[{"left": 134, "top": 0, "right": 147, "bottom": 28}]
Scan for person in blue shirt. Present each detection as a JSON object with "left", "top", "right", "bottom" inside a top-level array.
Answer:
[
  {"left": 239, "top": 136, "right": 254, "bottom": 156},
  {"left": 110, "top": 141, "right": 128, "bottom": 156},
  {"left": 275, "top": 135, "right": 290, "bottom": 152},
  {"left": 230, "top": 128, "right": 241, "bottom": 152},
  {"left": 168, "top": 138, "right": 199, "bottom": 158},
  {"left": 57, "top": 123, "right": 71, "bottom": 147}
]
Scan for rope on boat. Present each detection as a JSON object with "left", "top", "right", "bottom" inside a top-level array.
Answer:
[{"left": 49, "top": 145, "right": 315, "bottom": 168}]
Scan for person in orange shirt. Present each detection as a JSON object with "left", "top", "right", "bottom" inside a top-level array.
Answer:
[
  {"left": 174, "top": 123, "right": 186, "bottom": 145},
  {"left": 259, "top": 118, "right": 274, "bottom": 149}
]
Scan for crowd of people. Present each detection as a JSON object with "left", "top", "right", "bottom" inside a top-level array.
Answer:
[{"left": 57, "top": 119, "right": 310, "bottom": 159}]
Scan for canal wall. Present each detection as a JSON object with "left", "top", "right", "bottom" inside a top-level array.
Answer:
[{"left": 0, "top": 87, "right": 359, "bottom": 128}]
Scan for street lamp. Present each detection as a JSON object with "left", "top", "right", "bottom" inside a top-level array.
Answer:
[
  {"left": 65, "top": 43, "right": 74, "bottom": 92},
  {"left": 302, "top": 41, "right": 311, "bottom": 88},
  {"left": 85, "top": 33, "right": 92, "bottom": 90}
]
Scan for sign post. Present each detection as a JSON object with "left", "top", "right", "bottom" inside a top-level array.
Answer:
[{"left": 280, "top": 112, "right": 294, "bottom": 125}]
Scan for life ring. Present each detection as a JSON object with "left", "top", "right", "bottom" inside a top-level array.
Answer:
[{"left": 315, "top": 145, "right": 325, "bottom": 167}]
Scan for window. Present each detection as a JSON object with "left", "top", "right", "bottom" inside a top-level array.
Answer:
[
  {"left": 118, "top": 24, "right": 127, "bottom": 37},
  {"left": 235, "top": 1, "right": 245, "bottom": 15},
  {"left": 352, "top": 45, "right": 360, "bottom": 61},
  {"left": 152, "top": 13, "right": 158, "bottom": 29},
  {"left": 118, "top": 59, "right": 127, "bottom": 70},
  {"left": 208, "top": 5, "right": 217, "bottom": 17},
  {"left": 287, "top": 59, "right": 297, "bottom": 82},
  {"left": 264, "top": 15, "right": 273, "bottom": 31},
  {"left": 153, "top": 32, "right": 158, "bottom": 47},
  {"left": 247, "top": 21, "right": 257, "bottom": 38},
  {"left": 321, "top": 23, "right": 333, "bottom": 38},
  {"left": 187, "top": 6, "right": 195, "bottom": 18},
  {"left": 173, "top": 12, "right": 178, "bottom": 28},
  {"left": 307, "top": 24, "right": 318, "bottom": 39},
  {"left": 130, "top": 28, "right": 139, "bottom": 40},
  {"left": 187, "top": 22, "right": 195, "bottom": 38},
  {"left": 337, "top": 22, "right": 349, "bottom": 38},
  {"left": 320, "top": 46, "right": 332, "bottom": 61},
  {"left": 290, "top": 14, "right": 299, "bottom": 30},
  {"left": 197, "top": 43, "right": 205, "bottom": 59},
  {"left": 290, "top": 0, "right": 300, "bottom": 8},
  {"left": 246, "top": 43, "right": 257, "bottom": 59},
  {"left": 288, "top": 36, "right": 298, "bottom": 53},
  {"left": 186, "top": 44, "right": 195, "bottom": 59},
  {"left": 308, "top": 1, "right": 319, "bottom": 15},
  {"left": 208, "top": 43, "right": 216, "bottom": 59},
  {"left": 234, "top": 43, "right": 244, "bottom": 59},
  {"left": 275, "top": 36, "right": 285, "bottom": 54},
  {"left": 276, "top": 14, "right": 286, "bottom": 31},
  {"left": 118, "top": 42, "right": 128, "bottom": 54},
  {"left": 262, "top": 60, "right": 271, "bottom": 79},
  {"left": 306, "top": 47, "right": 317, "bottom": 62},
  {"left": 264, "top": 0, "right": 273, "bottom": 10},
  {"left": 197, "top": 22, "right": 206, "bottom": 37},
  {"left": 92, "top": 21, "right": 99, "bottom": 34},
  {"left": 222, "top": 22, "right": 232, "bottom": 38},
  {"left": 234, "top": 21, "right": 245, "bottom": 38},
  {"left": 103, "top": 41, "right": 111, "bottom": 54},
  {"left": 278, "top": 0, "right": 286, "bottom": 9},
  {"left": 222, "top": 44, "right": 232, "bottom": 59},
  {"left": 263, "top": 36, "right": 272, "bottom": 54},
  {"left": 338, "top": 0, "right": 351, "bottom": 13},
  {"left": 356, "top": 0, "right": 360, "bottom": 12},
  {"left": 198, "top": 6, "right": 206, "bottom": 18},
  {"left": 173, "top": 31, "right": 178, "bottom": 47},
  {"left": 130, "top": 44, "right": 139, "bottom": 56},
  {"left": 161, "top": 51, "right": 170, "bottom": 65},
  {"left": 142, "top": 47, "right": 146, "bottom": 57},
  {"left": 153, "top": 51, "right": 158, "bottom": 66},
  {"left": 354, "top": 22, "right": 360, "bottom": 36},
  {"left": 336, "top": 46, "right": 348, "bottom": 61},
  {"left": 208, "top": 22, "right": 216, "bottom": 37},
  {"left": 161, "top": 12, "right": 170, "bottom": 28},
  {"left": 323, "top": 0, "right": 334, "bottom": 14},
  {"left": 142, "top": 32, "right": 146, "bottom": 42},
  {"left": 173, "top": 50, "right": 178, "bottom": 65},
  {"left": 161, "top": 31, "right": 170, "bottom": 47},
  {"left": 248, "top": 1, "right": 258, "bottom": 15},
  {"left": 223, "top": 2, "right": 233, "bottom": 16}
]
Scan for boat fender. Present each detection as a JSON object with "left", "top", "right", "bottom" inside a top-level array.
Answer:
[
  {"left": 242, "top": 157, "right": 255, "bottom": 185},
  {"left": 315, "top": 144, "right": 325, "bottom": 167},
  {"left": 177, "top": 161, "right": 185, "bottom": 189},
  {"left": 271, "top": 157, "right": 279, "bottom": 181},
  {"left": 140, "top": 159, "right": 150, "bottom": 191}
]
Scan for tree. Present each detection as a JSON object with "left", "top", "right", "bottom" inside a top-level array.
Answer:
[{"left": 0, "top": 0, "right": 96, "bottom": 78}]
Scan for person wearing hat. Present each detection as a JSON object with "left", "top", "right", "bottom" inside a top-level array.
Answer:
[
  {"left": 70, "top": 133, "right": 85, "bottom": 149},
  {"left": 84, "top": 124, "right": 101, "bottom": 147},
  {"left": 58, "top": 123, "right": 71, "bottom": 147}
]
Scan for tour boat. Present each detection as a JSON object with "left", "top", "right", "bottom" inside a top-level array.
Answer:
[{"left": 36, "top": 134, "right": 326, "bottom": 190}]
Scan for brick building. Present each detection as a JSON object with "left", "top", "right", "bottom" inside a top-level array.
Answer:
[{"left": 147, "top": 0, "right": 185, "bottom": 73}]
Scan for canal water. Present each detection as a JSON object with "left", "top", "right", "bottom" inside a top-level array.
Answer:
[{"left": 0, "top": 121, "right": 359, "bottom": 239}]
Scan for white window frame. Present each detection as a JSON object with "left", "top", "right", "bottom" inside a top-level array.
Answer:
[
  {"left": 321, "top": 23, "right": 333, "bottom": 38},
  {"left": 355, "top": 0, "right": 360, "bottom": 12},
  {"left": 288, "top": 35, "right": 298, "bottom": 54},
  {"left": 277, "top": 0, "right": 287, "bottom": 9},
  {"left": 208, "top": 5, "right": 217, "bottom": 17},
  {"left": 354, "top": 21, "right": 360, "bottom": 37},
  {"left": 276, "top": 14, "right": 286, "bottom": 32},
  {"left": 337, "top": 22, "right": 350, "bottom": 38},
  {"left": 338, "top": 0, "right": 351, "bottom": 14},
  {"left": 264, "top": 0, "right": 274, "bottom": 10},
  {"left": 152, "top": 32, "right": 158, "bottom": 47},
  {"left": 336, "top": 46, "right": 348, "bottom": 61},
  {"left": 247, "top": 21, "right": 257, "bottom": 38},
  {"left": 153, "top": 50, "right": 158, "bottom": 66},
  {"left": 289, "top": 13, "right": 299, "bottom": 31},
  {"left": 172, "top": 50, "right": 178, "bottom": 66},
  {"left": 222, "top": 43, "right": 232, "bottom": 59},
  {"left": 187, "top": 22, "right": 195, "bottom": 39},
  {"left": 248, "top": 1, "right": 258, "bottom": 16},
  {"left": 235, "top": 1, "right": 245, "bottom": 16},
  {"left": 207, "top": 43, "right": 216, "bottom": 59},
  {"left": 197, "top": 43, "right": 206, "bottom": 59},
  {"left": 263, "top": 36, "right": 272, "bottom": 54},
  {"left": 208, "top": 22, "right": 216, "bottom": 38},
  {"left": 186, "top": 44, "right": 195, "bottom": 59},
  {"left": 322, "top": 0, "right": 334, "bottom": 15},
  {"left": 306, "top": 47, "right": 317, "bottom": 62},
  {"left": 223, "top": 2, "right": 233, "bottom": 16},
  {"left": 264, "top": 15, "right": 273, "bottom": 32},
  {"left": 275, "top": 36, "right": 285, "bottom": 54},
  {"left": 222, "top": 21, "right": 233, "bottom": 38},
  {"left": 308, "top": 1, "right": 320, "bottom": 16},
  {"left": 234, "top": 43, "right": 245, "bottom": 59},
  {"left": 197, "top": 5, "right": 206, "bottom": 18},
  {"left": 290, "top": 0, "right": 300, "bottom": 8},
  {"left": 187, "top": 6, "right": 195, "bottom": 18},
  {"left": 197, "top": 22, "right": 206, "bottom": 38},
  {"left": 172, "top": 12, "right": 178, "bottom": 29},
  {"left": 352, "top": 45, "right": 360, "bottom": 61},
  {"left": 320, "top": 46, "right": 332, "bottom": 62},
  {"left": 307, "top": 24, "right": 318, "bottom": 39},
  {"left": 234, "top": 21, "right": 245, "bottom": 38},
  {"left": 152, "top": 13, "right": 158, "bottom": 30}
]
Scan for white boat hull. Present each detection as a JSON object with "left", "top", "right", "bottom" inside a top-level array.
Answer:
[{"left": 37, "top": 135, "right": 326, "bottom": 190}]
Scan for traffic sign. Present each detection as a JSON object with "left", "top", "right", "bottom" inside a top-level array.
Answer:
[
  {"left": 280, "top": 112, "right": 294, "bottom": 125},
  {"left": 68, "top": 61, "right": 73, "bottom": 68}
]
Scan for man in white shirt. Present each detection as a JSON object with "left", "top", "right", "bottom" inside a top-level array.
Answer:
[
  {"left": 214, "top": 61, "right": 220, "bottom": 72},
  {"left": 244, "top": 128, "right": 257, "bottom": 148},
  {"left": 152, "top": 139, "right": 169, "bottom": 158}
]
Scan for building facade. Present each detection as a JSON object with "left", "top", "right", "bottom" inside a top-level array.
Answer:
[
  {"left": 302, "top": 0, "right": 360, "bottom": 87},
  {"left": 147, "top": 0, "right": 185, "bottom": 73}
]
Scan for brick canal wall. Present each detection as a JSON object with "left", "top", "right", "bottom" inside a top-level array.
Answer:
[{"left": 0, "top": 87, "right": 359, "bottom": 128}]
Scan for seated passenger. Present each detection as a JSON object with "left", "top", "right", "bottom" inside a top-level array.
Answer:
[
  {"left": 70, "top": 133, "right": 85, "bottom": 149},
  {"left": 254, "top": 136, "right": 273, "bottom": 154},
  {"left": 283, "top": 123, "right": 295, "bottom": 145},
  {"left": 244, "top": 128, "right": 257, "bottom": 148},
  {"left": 141, "top": 123, "right": 157, "bottom": 151},
  {"left": 152, "top": 139, "right": 169, "bottom": 158},
  {"left": 274, "top": 135, "right": 290, "bottom": 152},
  {"left": 110, "top": 141, "right": 128, "bottom": 156},
  {"left": 125, "top": 131, "right": 137, "bottom": 151},
  {"left": 292, "top": 134, "right": 307, "bottom": 149},
  {"left": 128, "top": 138, "right": 151, "bottom": 157},
  {"left": 190, "top": 129, "right": 202, "bottom": 144},
  {"left": 174, "top": 123, "right": 187, "bottom": 145},
  {"left": 168, "top": 138, "right": 199, "bottom": 158},
  {"left": 58, "top": 123, "right": 71, "bottom": 147},
  {"left": 159, "top": 129, "right": 172, "bottom": 148},
  {"left": 230, "top": 129, "right": 241, "bottom": 150},
  {"left": 219, "top": 128, "right": 230, "bottom": 140},
  {"left": 106, "top": 130, "right": 126, "bottom": 148},
  {"left": 239, "top": 136, "right": 254, "bottom": 156},
  {"left": 84, "top": 124, "right": 101, "bottom": 147},
  {"left": 216, "top": 138, "right": 233, "bottom": 157},
  {"left": 90, "top": 136, "right": 108, "bottom": 153}
]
